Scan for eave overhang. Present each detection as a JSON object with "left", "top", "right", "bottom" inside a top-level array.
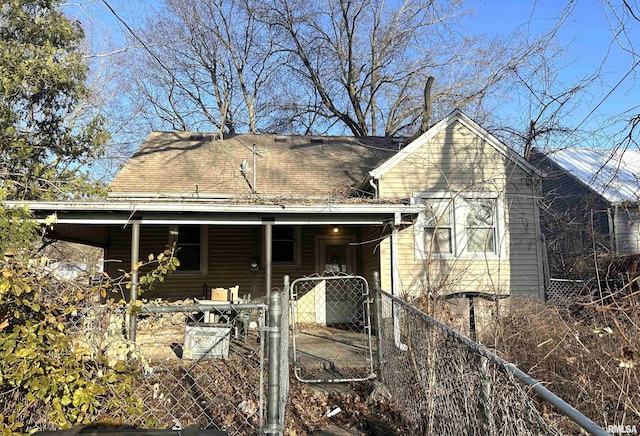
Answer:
[{"left": 5, "top": 200, "right": 422, "bottom": 226}]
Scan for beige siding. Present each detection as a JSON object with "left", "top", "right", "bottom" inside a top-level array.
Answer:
[
  {"left": 506, "top": 175, "right": 545, "bottom": 297},
  {"left": 381, "top": 228, "right": 511, "bottom": 295},
  {"left": 377, "top": 120, "right": 544, "bottom": 297},
  {"left": 378, "top": 121, "right": 510, "bottom": 199},
  {"left": 105, "top": 224, "right": 366, "bottom": 301},
  {"left": 360, "top": 226, "right": 383, "bottom": 288}
]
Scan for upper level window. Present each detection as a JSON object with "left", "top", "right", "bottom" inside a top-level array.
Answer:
[
  {"left": 415, "top": 194, "right": 502, "bottom": 258},
  {"left": 465, "top": 199, "right": 497, "bottom": 253},
  {"left": 422, "top": 198, "right": 453, "bottom": 254},
  {"left": 170, "top": 225, "right": 206, "bottom": 273}
]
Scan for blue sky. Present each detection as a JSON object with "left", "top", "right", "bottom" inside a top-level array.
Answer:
[
  {"left": 465, "top": 0, "right": 640, "bottom": 147},
  {"left": 69, "top": 0, "right": 640, "bottom": 150}
]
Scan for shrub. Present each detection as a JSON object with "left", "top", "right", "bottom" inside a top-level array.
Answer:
[{"left": 0, "top": 246, "right": 179, "bottom": 434}]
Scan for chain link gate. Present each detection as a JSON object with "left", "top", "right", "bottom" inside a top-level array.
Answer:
[{"left": 289, "top": 274, "right": 375, "bottom": 383}]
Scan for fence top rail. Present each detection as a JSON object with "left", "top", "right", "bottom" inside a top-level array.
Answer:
[
  {"left": 379, "top": 290, "right": 608, "bottom": 436},
  {"left": 290, "top": 273, "right": 367, "bottom": 285},
  {"left": 140, "top": 302, "right": 268, "bottom": 314}
]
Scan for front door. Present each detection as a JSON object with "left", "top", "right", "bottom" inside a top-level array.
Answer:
[
  {"left": 315, "top": 236, "right": 357, "bottom": 324},
  {"left": 316, "top": 236, "right": 355, "bottom": 274}
]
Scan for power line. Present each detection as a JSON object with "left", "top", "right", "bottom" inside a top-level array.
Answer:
[
  {"left": 571, "top": 58, "right": 640, "bottom": 134},
  {"left": 99, "top": 0, "right": 174, "bottom": 77}
]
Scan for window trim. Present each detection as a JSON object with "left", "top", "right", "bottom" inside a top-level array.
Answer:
[
  {"left": 420, "top": 197, "right": 455, "bottom": 255},
  {"left": 169, "top": 225, "right": 208, "bottom": 275},
  {"left": 414, "top": 192, "right": 505, "bottom": 259}
]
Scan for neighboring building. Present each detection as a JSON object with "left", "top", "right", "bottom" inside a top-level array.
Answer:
[
  {"left": 12, "top": 110, "right": 546, "bottom": 301},
  {"left": 531, "top": 147, "right": 640, "bottom": 278}
]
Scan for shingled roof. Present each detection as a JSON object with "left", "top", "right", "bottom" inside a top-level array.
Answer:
[{"left": 109, "top": 132, "right": 398, "bottom": 199}]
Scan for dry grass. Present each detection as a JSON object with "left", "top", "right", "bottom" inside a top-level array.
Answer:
[{"left": 483, "top": 296, "right": 639, "bottom": 431}]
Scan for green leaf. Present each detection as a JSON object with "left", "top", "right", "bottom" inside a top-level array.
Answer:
[{"left": 14, "top": 348, "right": 34, "bottom": 358}]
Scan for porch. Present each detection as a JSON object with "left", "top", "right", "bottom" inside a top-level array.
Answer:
[{"left": 20, "top": 200, "right": 420, "bottom": 302}]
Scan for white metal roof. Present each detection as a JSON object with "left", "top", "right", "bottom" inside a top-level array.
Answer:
[{"left": 545, "top": 147, "right": 640, "bottom": 203}]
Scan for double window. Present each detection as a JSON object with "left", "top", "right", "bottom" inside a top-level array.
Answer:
[{"left": 416, "top": 195, "right": 502, "bottom": 258}]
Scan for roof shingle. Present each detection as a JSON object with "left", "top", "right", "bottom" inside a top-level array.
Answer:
[{"left": 109, "top": 132, "right": 397, "bottom": 199}]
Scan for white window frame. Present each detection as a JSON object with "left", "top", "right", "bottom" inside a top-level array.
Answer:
[
  {"left": 169, "top": 225, "right": 208, "bottom": 274},
  {"left": 414, "top": 192, "right": 505, "bottom": 259},
  {"left": 417, "top": 197, "right": 456, "bottom": 256}
]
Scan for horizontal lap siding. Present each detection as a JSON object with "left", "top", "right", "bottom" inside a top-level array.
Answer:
[
  {"left": 614, "top": 207, "right": 640, "bottom": 255},
  {"left": 48, "top": 224, "right": 109, "bottom": 247},
  {"left": 378, "top": 122, "right": 508, "bottom": 198},
  {"left": 361, "top": 226, "right": 383, "bottom": 289},
  {"left": 393, "top": 228, "right": 511, "bottom": 296},
  {"left": 506, "top": 174, "right": 545, "bottom": 297},
  {"left": 208, "top": 226, "right": 259, "bottom": 299},
  {"left": 377, "top": 120, "right": 543, "bottom": 297},
  {"left": 105, "top": 224, "right": 366, "bottom": 301}
]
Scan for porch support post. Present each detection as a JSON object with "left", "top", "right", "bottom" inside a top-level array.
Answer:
[
  {"left": 391, "top": 213, "right": 401, "bottom": 298},
  {"left": 129, "top": 220, "right": 140, "bottom": 342},
  {"left": 391, "top": 213, "right": 407, "bottom": 350},
  {"left": 265, "top": 222, "right": 273, "bottom": 299}
]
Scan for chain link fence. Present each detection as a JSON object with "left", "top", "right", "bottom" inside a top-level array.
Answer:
[
  {"left": 374, "top": 285, "right": 607, "bottom": 435},
  {"left": 66, "top": 299, "right": 271, "bottom": 435},
  {"left": 290, "top": 274, "right": 374, "bottom": 383},
  {"left": 10, "top": 268, "right": 617, "bottom": 435}
]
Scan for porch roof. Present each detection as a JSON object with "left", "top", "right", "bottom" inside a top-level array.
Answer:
[{"left": 6, "top": 200, "right": 421, "bottom": 226}]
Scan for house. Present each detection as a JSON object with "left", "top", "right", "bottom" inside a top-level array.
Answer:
[
  {"left": 11, "top": 110, "right": 546, "bottom": 304},
  {"left": 531, "top": 147, "right": 640, "bottom": 279}
]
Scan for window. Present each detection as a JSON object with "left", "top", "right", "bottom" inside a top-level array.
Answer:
[
  {"left": 170, "top": 225, "right": 205, "bottom": 273},
  {"left": 465, "top": 199, "right": 496, "bottom": 253},
  {"left": 415, "top": 194, "right": 502, "bottom": 258},
  {"left": 422, "top": 198, "right": 453, "bottom": 254},
  {"left": 272, "top": 226, "right": 298, "bottom": 263}
]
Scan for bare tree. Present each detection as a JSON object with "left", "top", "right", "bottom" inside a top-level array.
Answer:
[
  {"left": 114, "top": 0, "right": 277, "bottom": 134},
  {"left": 110, "top": 0, "right": 558, "bottom": 137},
  {"left": 259, "top": 0, "right": 554, "bottom": 136}
]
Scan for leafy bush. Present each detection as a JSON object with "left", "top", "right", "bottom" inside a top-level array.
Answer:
[
  {"left": 0, "top": 253, "right": 136, "bottom": 434},
  {"left": 0, "top": 245, "right": 179, "bottom": 434}
]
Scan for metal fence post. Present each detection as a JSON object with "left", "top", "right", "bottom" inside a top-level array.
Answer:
[
  {"left": 128, "top": 221, "right": 140, "bottom": 343},
  {"left": 279, "top": 276, "right": 290, "bottom": 432},
  {"left": 266, "top": 290, "right": 282, "bottom": 435},
  {"left": 373, "top": 272, "right": 383, "bottom": 382}
]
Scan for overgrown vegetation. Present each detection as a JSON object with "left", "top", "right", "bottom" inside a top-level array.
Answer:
[
  {"left": 0, "top": 253, "right": 136, "bottom": 433},
  {"left": 485, "top": 292, "right": 639, "bottom": 432},
  {"left": 0, "top": 242, "right": 180, "bottom": 434}
]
